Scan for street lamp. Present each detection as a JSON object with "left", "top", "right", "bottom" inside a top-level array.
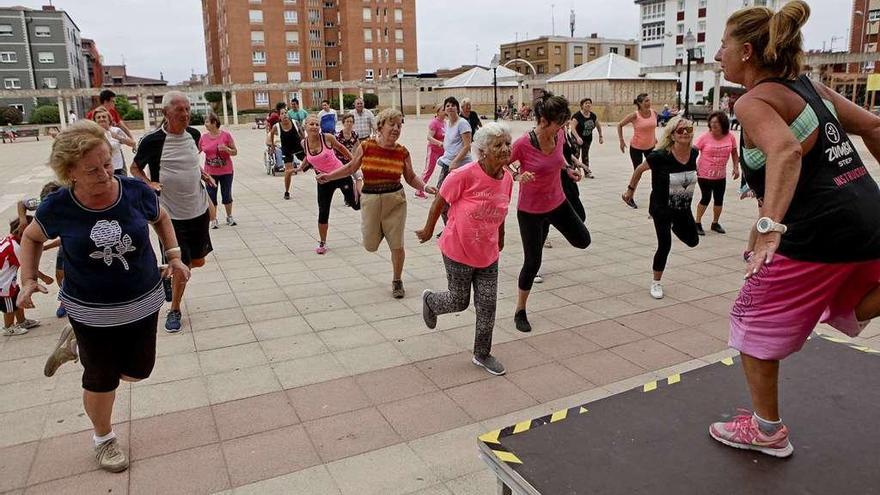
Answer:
[
  {"left": 684, "top": 29, "right": 696, "bottom": 119},
  {"left": 396, "top": 69, "right": 404, "bottom": 116},
  {"left": 490, "top": 54, "right": 500, "bottom": 121}
]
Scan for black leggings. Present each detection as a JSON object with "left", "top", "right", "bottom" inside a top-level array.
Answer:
[
  {"left": 317, "top": 176, "right": 359, "bottom": 224},
  {"left": 517, "top": 202, "right": 591, "bottom": 291},
  {"left": 697, "top": 178, "right": 726, "bottom": 207},
  {"left": 652, "top": 211, "right": 700, "bottom": 273},
  {"left": 578, "top": 137, "right": 593, "bottom": 166},
  {"left": 629, "top": 146, "right": 652, "bottom": 169},
  {"left": 560, "top": 170, "right": 586, "bottom": 222}
]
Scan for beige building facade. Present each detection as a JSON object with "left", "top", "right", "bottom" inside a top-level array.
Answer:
[{"left": 500, "top": 35, "right": 639, "bottom": 77}]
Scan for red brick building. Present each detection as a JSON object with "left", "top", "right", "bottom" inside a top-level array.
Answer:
[{"left": 201, "top": 0, "right": 418, "bottom": 110}]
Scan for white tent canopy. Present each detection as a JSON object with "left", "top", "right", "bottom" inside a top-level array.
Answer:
[
  {"left": 547, "top": 53, "right": 677, "bottom": 83},
  {"left": 441, "top": 66, "right": 523, "bottom": 88}
]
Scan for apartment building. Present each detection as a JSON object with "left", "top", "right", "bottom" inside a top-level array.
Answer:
[
  {"left": 499, "top": 35, "right": 639, "bottom": 77},
  {"left": 634, "top": 0, "right": 789, "bottom": 104},
  {"left": 0, "top": 5, "right": 89, "bottom": 119},
  {"left": 81, "top": 38, "right": 102, "bottom": 89},
  {"left": 202, "top": 0, "right": 417, "bottom": 110},
  {"left": 849, "top": 0, "right": 880, "bottom": 73}
]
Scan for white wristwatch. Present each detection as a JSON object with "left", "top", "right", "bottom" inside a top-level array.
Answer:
[{"left": 756, "top": 217, "right": 787, "bottom": 234}]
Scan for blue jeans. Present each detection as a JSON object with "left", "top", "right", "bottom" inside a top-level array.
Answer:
[{"left": 206, "top": 173, "right": 234, "bottom": 205}]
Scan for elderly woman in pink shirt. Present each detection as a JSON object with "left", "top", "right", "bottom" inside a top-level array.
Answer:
[{"left": 693, "top": 111, "right": 740, "bottom": 235}]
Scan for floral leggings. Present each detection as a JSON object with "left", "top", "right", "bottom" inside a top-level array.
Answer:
[{"left": 426, "top": 255, "right": 498, "bottom": 357}]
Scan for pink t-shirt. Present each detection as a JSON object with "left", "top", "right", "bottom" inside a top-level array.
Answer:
[
  {"left": 510, "top": 128, "right": 567, "bottom": 214},
  {"left": 200, "top": 131, "right": 234, "bottom": 175},
  {"left": 694, "top": 131, "right": 737, "bottom": 179},
  {"left": 428, "top": 116, "right": 445, "bottom": 153},
  {"left": 630, "top": 110, "right": 658, "bottom": 150},
  {"left": 438, "top": 161, "right": 513, "bottom": 268}
]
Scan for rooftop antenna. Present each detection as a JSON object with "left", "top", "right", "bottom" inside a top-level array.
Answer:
[
  {"left": 570, "top": 9, "right": 575, "bottom": 38},
  {"left": 475, "top": 43, "right": 479, "bottom": 65},
  {"left": 551, "top": 4, "right": 556, "bottom": 36}
]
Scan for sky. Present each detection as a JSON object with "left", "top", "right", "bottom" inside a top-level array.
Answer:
[{"left": 9, "top": 0, "right": 852, "bottom": 83}]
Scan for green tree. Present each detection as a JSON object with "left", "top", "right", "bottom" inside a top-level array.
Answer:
[
  {"left": 30, "top": 105, "right": 60, "bottom": 124},
  {"left": 343, "top": 93, "right": 358, "bottom": 109},
  {"left": 0, "top": 106, "right": 23, "bottom": 125},
  {"left": 114, "top": 95, "right": 135, "bottom": 116},
  {"left": 123, "top": 109, "right": 143, "bottom": 121},
  {"left": 204, "top": 91, "right": 232, "bottom": 114},
  {"left": 362, "top": 93, "right": 378, "bottom": 109},
  {"left": 189, "top": 112, "right": 205, "bottom": 126}
]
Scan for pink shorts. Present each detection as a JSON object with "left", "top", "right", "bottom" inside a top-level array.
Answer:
[{"left": 729, "top": 253, "right": 880, "bottom": 360}]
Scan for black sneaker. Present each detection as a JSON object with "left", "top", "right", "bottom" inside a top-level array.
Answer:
[
  {"left": 711, "top": 223, "right": 726, "bottom": 234},
  {"left": 162, "top": 277, "right": 173, "bottom": 302},
  {"left": 472, "top": 354, "right": 505, "bottom": 375},
  {"left": 284, "top": 191, "right": 291, "bottom": 200},
  {"left": 696, "top": 223, "right": 705, "bottom": 236},
  {"left": 392, "top": 280, "right": 405, "bottom": 299},
  {"left": 422, "top": 289, "right": 436, "bottom": 329},
  {"left": 514, "top": 309, "right": 532, "bottom": 333}
]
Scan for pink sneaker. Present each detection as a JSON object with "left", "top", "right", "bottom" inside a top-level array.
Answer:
[
  {"left": 414, "top": 190, "right": 427, "bottom": 199},
  {"left": 709, "top": 410, "right": 793, "bottom": 458},
  {"left": 315, "top": 243, "right": 327, "bottom": 255}
]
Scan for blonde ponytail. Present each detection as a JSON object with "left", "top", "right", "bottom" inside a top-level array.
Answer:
[{"left": 727, "top": 0, "right": 810, "bottom": 79}]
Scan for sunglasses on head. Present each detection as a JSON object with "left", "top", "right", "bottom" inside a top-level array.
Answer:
[{"left": 674, "top": 126, "right": 694, "bottom": 135}]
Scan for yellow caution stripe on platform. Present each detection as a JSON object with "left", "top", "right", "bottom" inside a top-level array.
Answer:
[
  {"left": 721, "top": 357, "right": 735, "bottom": 366},
  {"left": 667, "top": 374, "right": 681, "bottom": 385},
  {"left": 643, "top": 381, "right": 657, "bottom": 392},
  {"left": 550, "top": 409, "right": 568, "bottom": 423},
  {"left": 512, "top": 420, "right": 532, "bottom": 434},
  {"left": 494, "top": 450, "right": 523, "bottom": 464},
  {"left": 479, "top": 430, "right": 501, "bottom": 445}
]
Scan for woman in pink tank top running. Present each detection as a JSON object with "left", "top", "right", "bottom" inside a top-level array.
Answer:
[{"left": 301, "top": 115, "right": 360, "bottom": 254}]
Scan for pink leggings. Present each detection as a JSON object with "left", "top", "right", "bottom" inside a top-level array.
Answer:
[{"left": 421, "top": 146, "right": 443, "bottom": 189}]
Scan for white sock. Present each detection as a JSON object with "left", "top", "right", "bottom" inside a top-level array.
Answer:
[
  {"left": 753, "top": 413, "right": 782, "bottom": 434},
  {"left": 93, "top": 430, "right": 116, "bottom": 446}
]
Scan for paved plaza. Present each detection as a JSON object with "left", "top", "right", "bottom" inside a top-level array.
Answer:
[{"left": 0, "top": 118, "right": 877, "bottom": 495}]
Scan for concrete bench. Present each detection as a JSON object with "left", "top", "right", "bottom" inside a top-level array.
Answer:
[
  {"left": 254, "top": 117, "right": 267, "bottom": 129},
  {"left": 2, "top": 128, "right": 39, "bottom": 143}
]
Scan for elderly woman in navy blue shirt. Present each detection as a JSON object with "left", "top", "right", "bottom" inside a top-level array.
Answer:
[{"left": 17, "top": 120, "right": 189, "bottom": 474}]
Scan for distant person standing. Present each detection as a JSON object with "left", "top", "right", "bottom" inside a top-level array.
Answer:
[
  {"left": 266, "top": 102, "right": 286, "bottom": 129},
  {"left": 68, "top": 110, "right": 78, "bottom": 123},
  {"left": 318, "top": 100, "right": 337, "bottom": 134},
  {"left": 461, "top": 98, "right": 482, "bottom": 134},
  {"left": 287, "top": 98, "right": 308, "bottom": 126},
  {"left": 87, "top": 89, "right": 134, "bottom": 141},
  {"left": 90, "top": 107, "right": 136, "bottom": 176},
  {"left": 351, "top": 98, "right": 376, "bottom": 141},
  {"left": 618, "top": 93, "right": 658, "bottom": 208},
  {"left": 416, "top": 105, "right": 445, "bottom": 199},
  {"left": 571, "top": 98, "right": 603, "bottom": 173},
  {"left": 693, "top": 111, "right": 739, "bottom": 235},
  {"left": 200, "top": 112, "right": 238, "bottom": 229}
]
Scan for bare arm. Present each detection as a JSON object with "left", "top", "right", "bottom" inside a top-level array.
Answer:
[
  {"left": 596, "top": 117, "right": 604, "bottom": 141},
  {"left": 16, "top": 221, "right": 49, "bottom": 308},
  {"left": 326, "top": 133, "right": 352, "bottom": 162},
  {"left": 129, "top": 161, "right": 160, "bottom": 191},
  {"left": 451, "top": 132, "right": 472, "bottom": 169},
  {"left": 617, "top": 113, "right": 636, "bottom": 142},
  {"left": 569, "top": 120, "right": 583, "bottom": 145},
  {"left": 402, "top": 154, "right": 430, "bottom": 191},
  {"left": 730, "top": 142, "right": 740, "bottom": 179},
  {"left": 426, "top": 127, "right": 443, "bottom": 147},
  {"left": 415, "top": 193, "right": 448, "bottom": 242},
  {"left": 15, "top": 201, "right": 28, "bottom": 235},
  {"left": 266, "top": 126, "right": 276, "bottom": 146},
  {"left": 318, "top": 143, "right": 364, "bottom": 182},
  {"left": 116, "top": 120, "right": 134, "bottom": 140},
  {"left": 223, "top": 135, "right": 238, "bottom": 157},
  {"left": 112, "top": 128, "right": 136, "bottom": 148}
]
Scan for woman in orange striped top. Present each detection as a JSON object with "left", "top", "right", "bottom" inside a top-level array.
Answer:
[{"left": 318, "top": 108, "right": 437, "bottom": 298}]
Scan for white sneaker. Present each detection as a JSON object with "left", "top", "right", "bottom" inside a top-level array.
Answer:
[
  {"left": 210, "top": 219, "right": 220, "bottom": 229},
  {"left": 226, "top": 216, "right": 237, "bottom": 226},
  {"left": 2, "top": 325, "right": 28, "bottom": 336},
  {"left": 650, "top": 281, "right": 664, "bottom": 299},
  {"left": 534, "top": 273, "right": 544, "bottom": 284}
]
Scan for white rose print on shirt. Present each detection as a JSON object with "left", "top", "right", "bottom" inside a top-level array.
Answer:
[{"left": 88, "top": 220, "right": 136, "bottom": 270}]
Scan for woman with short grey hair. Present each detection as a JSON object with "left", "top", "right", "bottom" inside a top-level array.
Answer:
[{"left": 416, "top": 122, "right": 514, "bottom": 375}]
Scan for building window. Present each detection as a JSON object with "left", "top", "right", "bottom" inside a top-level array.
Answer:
[
  {"left": 308, "top": 9, "right": 320, "bottom": 22},
  {"left": 286, "top": 31, "right": 299, "bottom": 44},
  {"left": 537, "top": 47, "right": 545, "bottom": 56},
  {"left": 287, "top": 50, "right": 300, "bottom": 64},
  {"left": 395, "top": 29, "right": 403, "bottom": 42},
  {"left": 677, "top": 0, "right": 685, "bottom": 10},
  {"left": 0, "top": 52, "right": 17, "bottom": 63},
  {"left": 285, "top": 11, "right": 298, "bottom": 24},
  {"left": 641, "top": 2, "right": 665, "bottom": 21},
  {"left": 525, "top": 48, "right": 531, "bottom": 57},
  {"left": 312, "top": 70, "right": 323, "bottom": 79},
  {"left": 251, "top": 31, "right": 264, "bottom": 44},
  {"left": 698, "top": 0, "right": 707, "bottom": 6},
  {"left": 554, "top": 64, "right": 561, "bottom": 73},
  {"left": 309, "top": 29, "right": 321, "bottom": 41},
  {"left": 677, "top": 23, "right": 685, "bottom": 35},
  {"left": 34, "top": 26, "right": 51, "bottom": 37},
  {"left": 249, "top": 10, "right": 263, "bottom": 23},
  {"left": 642, "top": 22, "right": 665, "bottom": 42},
  {"left": 254, "top": 91, "right": 269, "bottom": 106},
  {"left": 394, "top": 8, "right": 402, "bottom": 22},
  {"left": 365, "top": 69, "right": 374, "bottom": 80},
  {"left": 327, "top": 61, "right": 337, "bottom": 67},
  {"left": 698, "top": 20, "right": 706, "bottom": 32},
  {"left": 363, "top": 7, "right": 371, "bottom": 20},
  {"left": 0, "top": 25, "right": 12, "bottom": 36},
  {"left": 363, "top": 28, "right": 372, "bottom": 42},
  {"left": 252, "top": 50, "right": 266, "bottom": 64},
  {"left": 364, "top": 48, "right": 373, "bottom": 62},
  {"left": 504, "top": 50, "right": 510, "bottom": 59},
  {"left": 288, "top": 71, "right": 301, "bottom": 81},
  {"left": 38, "top": 52, "right": 54, "bottom": 63},
  {"left": 3, "top": 78, "right": 21, "bottom": 89},
  {"left": 326, "top": 41, "right": 337, "bottom": 47},
  {"left": 625, "top": 47, "right": 632, "bottom": 57},
  {"left": 253, "top": 72, "right": 267, "bottom": 83},
  {"left": 537, "top": 64, "right": 545, "bottom": 74},
  {"left": 609, "top": 47, "right": 619, "bottom": 54},
  {"left": 588, "top": 46, "right": 596, "bottom": 56},
  {"left": 554, "top": 46, "right": 561, "bottom": 55},
  {"left": 395, "top": 48, "right": 404, "bottom": 62},
  {"left": 42, "top": 77, "right": 57, "bottom": 89},
  {"left": 310, "top": 49, "right": 322, "bottom": 60},
  {"left": 574, "top": 46, "right": 583, "bottom": 55}
]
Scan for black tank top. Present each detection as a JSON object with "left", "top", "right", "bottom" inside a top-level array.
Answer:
[
  {"left": 279, "top": 123, "right": 304, "bottom": 158},
  {"left": 742, "top": 75, "right": 880, "bottom": 262}
]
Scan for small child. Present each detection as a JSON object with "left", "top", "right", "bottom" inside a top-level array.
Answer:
[
  {"left": 1, "top": 217, "right": 51, "bottom": 335},
  {"left": 17, "top": 181, "right": 65, "bottom": 317}
]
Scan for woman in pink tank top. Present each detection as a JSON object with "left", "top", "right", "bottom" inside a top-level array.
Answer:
[
  {"left": 301, "top": 115, "right": 360, "bottom": 254},
  {"left": 617, "top": 93, "right": 658, "bottom": 172}
]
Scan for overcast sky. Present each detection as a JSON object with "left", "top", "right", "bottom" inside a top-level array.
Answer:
[{"left": 12, "top": 0, "right": 851, "bottom": 83}]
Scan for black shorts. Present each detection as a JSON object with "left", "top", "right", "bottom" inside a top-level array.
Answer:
[
  {"left": 56, "top": 249, "right": 64, "bottom": 271},
  {"left": 71, "top": 311, "right": 159, "bottom": 393},
  {"left": 170, "top": 209, "right": 213, "bottom": 265},
  {"left": 1, "top": 286, "right": 19, "bottom": 314},
  {"left": 282, "top": 150, "right": 304, "bottom": 165}
]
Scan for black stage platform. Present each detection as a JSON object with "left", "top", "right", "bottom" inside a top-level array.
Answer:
[{"left": 478, "top": 334, "right": 880, "bottom": 495}]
